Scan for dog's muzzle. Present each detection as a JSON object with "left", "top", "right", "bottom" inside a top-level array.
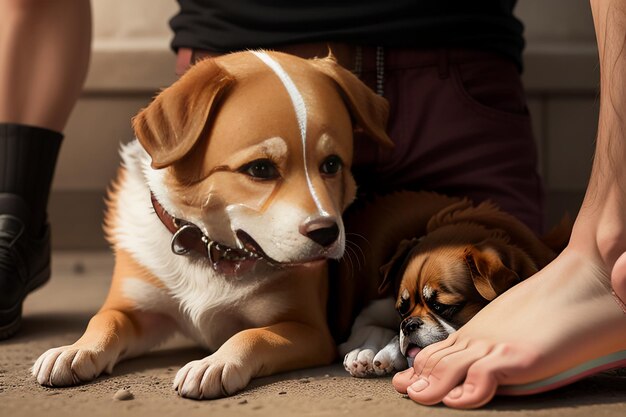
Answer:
[
  {"left": 170, "top": 223, "right": 249, "bottom": 266},
  {"left": 152, "top": 192, "right": 331, "bottom": 275},
  {"left": 151, "top": 193, "right": 266, "bottom": 270}
]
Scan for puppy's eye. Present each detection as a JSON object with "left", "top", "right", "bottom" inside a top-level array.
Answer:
[
  {"left": 431, "top": 301, "right": 445, "bottom": 314},
  {"left": 239, "top": 159, "right": 280, "bottom": 180},
  {"left": 397, "top": 297, "right": 411, "bottom": 318},
  {"left": 320, "top": 155, "right": 343, "bottom": 176},
  {"left": 428, "top": 300, "right": 460, "bottom": 319}
]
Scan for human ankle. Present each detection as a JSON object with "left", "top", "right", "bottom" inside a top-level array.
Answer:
[
  {"left": 568, "top": 186, "right": 626, "bottom": 270},
  {"left": 596, "top": 226, "right": 626, "bottom": 270},
  {"left": 594, "top": 193, "right": 626, "bottom": 269}
]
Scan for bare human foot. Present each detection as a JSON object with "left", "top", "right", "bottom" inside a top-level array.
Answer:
[{"left": 391, "top": 244, "right": 626, "bottom": 408}]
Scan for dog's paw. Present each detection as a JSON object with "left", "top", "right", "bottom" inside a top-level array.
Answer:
[
  {"left": 343, "top": 336, "right": 407, "bottom": 378},
  {"left": 343, "top": 348, "right": 377, "bottom": 377},
  {"left": 371, "top": 336, "right": 407, "bottom": 375},
  {"left": 32, "top": 345, "right": 112, "bottom": 387},
  {"left": 173, "top": 355, "right": 252, "bottom": 399}
]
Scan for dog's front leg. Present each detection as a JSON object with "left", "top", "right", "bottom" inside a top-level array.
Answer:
[
  {"left": 33, "top": 249, "right": 177, "bottom": 387},
  {"left": 174, "top": 322, "right": 336, "bottom": 399},
  {"left": 32, "top": 308, "right": 176, "bottom": 387}
]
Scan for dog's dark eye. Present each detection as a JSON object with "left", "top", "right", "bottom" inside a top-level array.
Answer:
[
  {"left": 239, "top": 159, "right": 280, "bottom": 180},
  {"left": 430, "top": 301, "right": 445, "bottom": 314},
  {"left": 397, "top": 297, "right": 411, "bottom": 318},
  {"left": 320, "top": 155, "right": 343, "bottom": 176},
  {"left": 428, "top": 300, "right": 460, "bottom": 319}
]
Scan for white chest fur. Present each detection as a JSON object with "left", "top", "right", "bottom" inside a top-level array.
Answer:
[{"left": 111, "top": 141, "right": 290, "bottom": 350}]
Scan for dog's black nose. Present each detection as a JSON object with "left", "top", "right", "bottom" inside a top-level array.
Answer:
[
  {"left": 307, "top": 224, "right": 340, "bottom": 247},
  {"left": 300, "top": 217, "right": 340, "bottom": 248},
  {"left": 401, "top": 317, "right": 423, "bottom": 335}
]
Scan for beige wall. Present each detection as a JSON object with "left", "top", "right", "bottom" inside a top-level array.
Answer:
[
  {"left": 50, "top": 0, "right": 600, "bottom": 248},
  {"left": 92, "top": 0, "right": 176, "bottom": 46},
  {"left": 518, "top": 0, "right": 595, "bottom": 43}
]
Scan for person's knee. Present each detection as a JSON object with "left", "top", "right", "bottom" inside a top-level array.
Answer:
[
  {"left": 2, "top": 0, "right": 51, "bottom": 22},
  {"left": 4, "top": 0, "right": 85, "bottom": 15},
  {"left": 5, "top": 0, "right": 42, "bottom": 14}
]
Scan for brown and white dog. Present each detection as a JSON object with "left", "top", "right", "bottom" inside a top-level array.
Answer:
[
  {"left": 337, "top": 192, "right": 570, "bottom": 377},
  {"left": 32, "top": 50, "right": 392, "bottom": 399}
]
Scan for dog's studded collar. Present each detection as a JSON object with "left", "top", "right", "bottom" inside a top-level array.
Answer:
[{"left": 150, "top": 192, "right": 221, "bottom": 264}]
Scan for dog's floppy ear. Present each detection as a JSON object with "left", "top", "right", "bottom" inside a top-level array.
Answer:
[
  {"left": 132, "top": 59, "right": 234, "bottom": 169},
  {"left": 379, "top": 238, "right": 420, "bottom": 295},
  {"left": 310, "top": 55, "right": 393, "bottom": 148},
  {"left": 464, "top": 245, "right": 521, "bottom": 301}
]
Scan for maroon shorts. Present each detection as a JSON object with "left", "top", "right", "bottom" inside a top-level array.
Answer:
[
  {"left": 353, "top": 47, "right": 544, "bottom": 233},
  {"left": 176, "top": 46, "right": 544, "bottom": 234}
]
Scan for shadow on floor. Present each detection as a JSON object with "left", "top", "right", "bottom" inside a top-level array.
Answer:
[
  {"left": 11, "top": 311, "right": 93, "bottom": 343},
  {"left": 474, "top": 372, "right": 626, "bottom": 410},
  {"left": 113, "top": 346, "right": 209, "bottom": 376}
]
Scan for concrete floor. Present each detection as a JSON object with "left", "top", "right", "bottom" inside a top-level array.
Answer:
[{"left": 1, "top": 251, "right": 625, "bottom": 417}]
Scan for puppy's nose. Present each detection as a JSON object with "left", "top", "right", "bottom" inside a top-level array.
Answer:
[
  {"left": 401, "top": 317, "right": 423, "bottom": 335},
  {"left": 300, "top": 217, "right": 340, "bottom": 248}
]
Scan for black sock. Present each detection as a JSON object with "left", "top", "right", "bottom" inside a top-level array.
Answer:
[{"left": 0, "top": 123, "right": 63, "bottom": 234}]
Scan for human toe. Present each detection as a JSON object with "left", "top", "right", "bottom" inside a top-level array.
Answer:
[
  {"left": 392, "top": 367, "right": 419, "bottom": 393},
  {"left": 404, "top": 346, "right": 491, "bottom": 406},
  {"left": 442, "top": 343, "right": 538, "bottom": 408},
  {"left": 442, "top": 376, "right": 497, "bottom": 409}
]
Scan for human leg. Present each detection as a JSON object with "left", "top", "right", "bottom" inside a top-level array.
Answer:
[
  {"left": 392, "top": 0, "right": 626, "bottom": 407},
  {"left": 0, "top": 0, "right": 91, "bottom": 131},
  {"left": 0, "top": 0, "right": 91, "bottom": 339}
]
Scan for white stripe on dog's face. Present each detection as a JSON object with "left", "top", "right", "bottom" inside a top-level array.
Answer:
[{"left": 251, "top": 51, "right": 329, "bottom": 216}]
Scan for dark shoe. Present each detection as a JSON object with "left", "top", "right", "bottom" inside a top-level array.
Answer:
[{"left": 0, "top": 194, "right": 51, "bottom": 340}]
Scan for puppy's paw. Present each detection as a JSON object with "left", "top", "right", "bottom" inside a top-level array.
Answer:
[
  {"left": 173, "top": 355, "right": 251, "bottom": 399},
  {"left": 343, "top": 336, "right": 407, "bottom": 378},
  {"left": 343, "top": 348, "right": 377, "bottom": 378},
  {"left": 372, "top": 336, "right": 407, "bottom": 376},
  {"left": 32, "top": 345, "right": 112, "bottom": 387}
]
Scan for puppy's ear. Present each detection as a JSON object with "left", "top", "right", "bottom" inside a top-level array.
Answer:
[
  {"left": 464, "top": 245, "right": 521, "bottom": 301},
  {"left": 132, "top": 59, "right": 234, "bottom": 169},
  {"left": 310, "top": 56, "right": 393, "bottom": 149},
  {"left": 379, "top": 238, "right": 420, "bottom": 295}
]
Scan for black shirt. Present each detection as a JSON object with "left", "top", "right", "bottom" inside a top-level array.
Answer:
[{"left": 170, "top": 0, "right": 524, "bottom": 70}]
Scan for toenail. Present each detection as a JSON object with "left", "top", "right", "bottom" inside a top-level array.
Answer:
[
  {"left": 447, "top": 386, "right": 463, "bottom": 399},
  {"left": 409, "top": 378, "right": 429, "bottom": 392}
]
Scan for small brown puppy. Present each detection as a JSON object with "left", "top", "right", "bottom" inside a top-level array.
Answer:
[{"left": 337, "top": 192, "right": 569, "bottom": 377}]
